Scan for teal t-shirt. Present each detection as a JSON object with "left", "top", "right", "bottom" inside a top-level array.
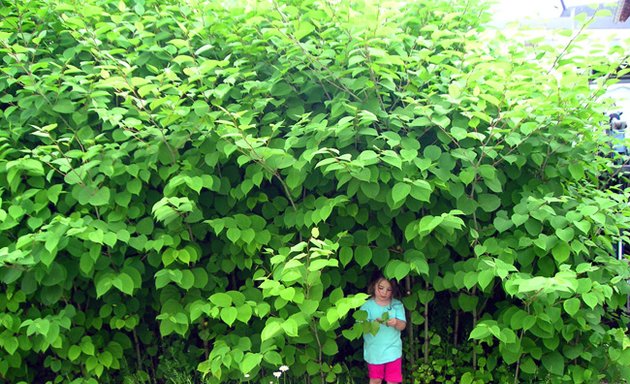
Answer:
[{"left": 360, "top": 298, "right": 406, "bottom": 364}]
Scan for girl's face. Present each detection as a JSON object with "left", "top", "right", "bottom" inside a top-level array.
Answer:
[{"left": 375, "top": 278, "right": 393, "bottom": 302}]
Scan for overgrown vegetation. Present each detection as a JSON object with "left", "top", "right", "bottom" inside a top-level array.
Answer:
[{"left": 1, "top": 0, "right": 629, "bottom": 383}]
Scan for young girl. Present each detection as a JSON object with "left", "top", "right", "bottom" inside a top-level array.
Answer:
[{"left": 360, "top": 273, "right": 407, "bottom": 384}]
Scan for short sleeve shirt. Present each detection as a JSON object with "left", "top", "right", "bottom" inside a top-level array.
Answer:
[{"left": 360, "top": 298, "right": 406, "bottom": 364}]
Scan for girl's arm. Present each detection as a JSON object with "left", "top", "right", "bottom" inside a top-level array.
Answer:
[{"left": 385, "top": 318, "right": 406, "bottom": 331}]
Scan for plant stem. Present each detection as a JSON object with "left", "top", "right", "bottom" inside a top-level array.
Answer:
[
  {"left": 423, "top": 280, "right": 429, "bottom": 364},
  {"left": 132, "top": 328, "right": 143, "bottom": 374},
  {"left": 454, "top": 309, "right": 459, "bottom": 347},
  {"left": 405, "top": 275, "right": 415, "bottom": 368}
]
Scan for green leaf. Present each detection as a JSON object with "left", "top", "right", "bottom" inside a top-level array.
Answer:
[
  {"left": 417, "top": 215, "right": 443, "bottom": 236},
  {"left": 113, "top": 273, "right": 135, "bottom": 295},
  {"left": 408, "top": 253, "right": 429, "bottom": 276},
  {"left": 95, "top": 272, "right": 114, "bottom": 298},
  {"left": 192, "top": 100, "right": 209, "bottom": 117},
  {"left": 81, "top": 340, "right": 95, "bottom": 356},
  {"left": 381, "top": 152, "right": 402, "bottom": 169},
  {"left": 282, "top": 318, "right": 299, "bottom": 337},
  {"left": 226, "top": 227, "right": 241, "bottom": 243},
  {"left": 556, "top": 227, "right": 574, "bottom": 242},
  {"left": 85, "top": 356, "right": 98, "bottom": 372},
  {"left": 574, "top": 220, "right": 591, "bottom": 234},
  {"left": 339, "top": 247, "right": 353, "bottom": 267},
  {"left": 294, "top": 21, "right": 315, "bottom": 40},
  {"left": 240, "top": 352, "right": 263, "bottom": 374},
  {"left": 582, "top": 292, "right": 598, "bottom": 309},
  {"left": 299, "top": 300, "right": 319, "bottom": 316},
  {"left": 493, "top": 216, "right": 512, "bottom": 233},
  {"left": 568, "top": 163, "right": 584, "bottom": 180},
  {"left": 512, "top": 213, "right": 528, "bottom": 226},
  {"left": 261, "top": 321, "right": 282, "bottom": 341},
  {"left": 220, "top": 307, "right": 238, "bottom": 326},
  {"left": 391, "top": 182, "right": 411, "bottom": 204},
  {"left": 542, "top": 351, "right": 564, "bottom": 376},
  {"left": 68, "top": 345, "right": 82, "bottom": 361},
  {"left": 236, "top": 304, "right": 253, "bottom": 323},
  {"left": 460, "top": 372, "right": 474, "bottom": 384},
  {"left": 423, "top": 145, "right": 442, "bottom": 161},
  {"left": 478, "top": 193, "right": 501, "bottom": 212},
  {"left": 469, "top": 325, "right": 491, "bottom": 340},
  {"left": 2, "top": 336, "right": 18, "bottom": 355},
  {"left": 563, "top": 298, "right": 580, "bottom": 317},
  {"left": 552, "top": 242, "right": 571, "bottom": 264},
  {"left": 52, "top": 99, "right": 75, "bottom": 114},
  {"left": 178, "top": 270, "right": 195, "bottom": 290},
  {"left": 210, "top": 292, "right": 233, "bottom": 307},
  {"left": 477, "top": 269, "right": 494, "bottom": 290},
  {"left": 458, "top": 294, "right": 478, "bottom": 312},
  {"left": 409, "top": 181, "right": 432, "bottom": 202},
  {"left": 354, "top": 245, "right": 372, "bottom": 267}
]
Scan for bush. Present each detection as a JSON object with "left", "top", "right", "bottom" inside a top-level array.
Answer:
[{"left": 1, "top": 0, "right": 629, "bottom": 383}]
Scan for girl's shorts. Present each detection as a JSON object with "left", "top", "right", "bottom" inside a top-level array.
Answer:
[{"left": 367, "top": 358, "right": 402, "bottom": 383}]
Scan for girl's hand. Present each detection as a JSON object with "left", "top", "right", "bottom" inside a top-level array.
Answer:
[{"left": 386, "top": 318, "right": 397, "bottom": 328}]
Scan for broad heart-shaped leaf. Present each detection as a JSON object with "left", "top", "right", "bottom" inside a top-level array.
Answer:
[
  {"left": 240, "top": 352, "right": 263, "bottom": 374},
  {"left": 409, "top": 181, "right": 432, "bottom": 202},
  {"left": 391, "top": 182, "right": 411, "bottom": 204},
  {"left": 281, "top": 318, "right": 299, "bottom": 337},
  {"left": 469, "top": 324, "right": 491, "bottom": 340},
  {"left": 294, "top": 20, "right": 315, "bottom": 40},
  {"left": 477, "top": 269, "right": 495, "bottom": 290},
  {"left": 52, "top": 99, "right": 75, "bottom": 114},
  {"left": 417, "top": 215, "right": 443, "bottom": 236},
  {"left": 574, "top": 220, "right": 591, "bottom": 234},
  {"left": 261, "top": 321, "right": 282, "bottom": 342},
  {"left": 552, "top": 242, "right": 571, "bottom": 264},
  {"left": 94, "top": 271, "right": 116, "bottom": 298},
  {"left": 354, "top": 245, "right": 372, "bottom": 267},
  {"left": 542, "top": 351, "right": 564, "bottom": 376},
  {"left": 226, "top": 227, "right": 241, "bottom": 243},
  {"left": 458, "top": 294, "right": 478, "bottom": 312},
  {"left": 73, "top": 185, "right": 111, "bottom": 206},
  {"left": 493, "top": 216, "right": 512, "bottom": 233},
  {"left": 568, "top": 163, "right": 584, "bottom": 180},
  {"left": 2, "top": 336, "right": 18, "bottom": 355},
  {"left": 563, "top": 297, "right": 580, "bottom": 317},
  {"left": 478, "top": 193, "right": 501, "bottom": 212},
  {"left": 511, "top": 213, "right": 529, "bottom": 226},
  {"left": 68, "top": 345, "right": 82, "bottom": 361},
  {"left": 220, "top": 307, "right": 238, "bottom": 326},
  {"left": 384, "top": 260, "right": 410, "bottom": 281},
  {"left": 112, "top": 273, "right": 135, "bottom": 295},
  {"left": 90, "top": 187, "right": 111, "bottom": 206},
  {"left": 339, "top": 246, "right": 353, "bottom": 267},
  {"left": 556, "top": 227, "right": 574, "bottom": 242},
  {"left": 210, "top": 292, "right": 233, "bottom": 307},
  {"left": 409, "top": 257, "right": 429, "bottom": 276},
  {"left": 236, "top": 303, "right": 253, "bottom": 323},
  {"left": 582, "top": 292, "right": 598, "bottom": 309}
]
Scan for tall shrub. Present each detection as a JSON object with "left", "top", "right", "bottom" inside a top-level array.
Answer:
[{"left": 0, "top": 0, "right": 629, "bottom": 383}]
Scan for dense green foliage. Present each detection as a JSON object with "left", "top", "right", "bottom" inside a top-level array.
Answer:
[{"left": 1, "top": 0, "right": 630, "bottom": 383}]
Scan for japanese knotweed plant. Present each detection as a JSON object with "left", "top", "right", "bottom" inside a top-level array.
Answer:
[{"left": 0, "top": 0, "right": 629, "bottom": 383}]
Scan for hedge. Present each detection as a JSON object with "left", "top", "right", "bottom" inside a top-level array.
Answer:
[{"left": 1, "top": 0, "right": 629, "bottom": 383}]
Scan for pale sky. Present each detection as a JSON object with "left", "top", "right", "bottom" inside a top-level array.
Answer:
[{"left": 491, "top": 0, "right": 618, "bottom": 22}]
